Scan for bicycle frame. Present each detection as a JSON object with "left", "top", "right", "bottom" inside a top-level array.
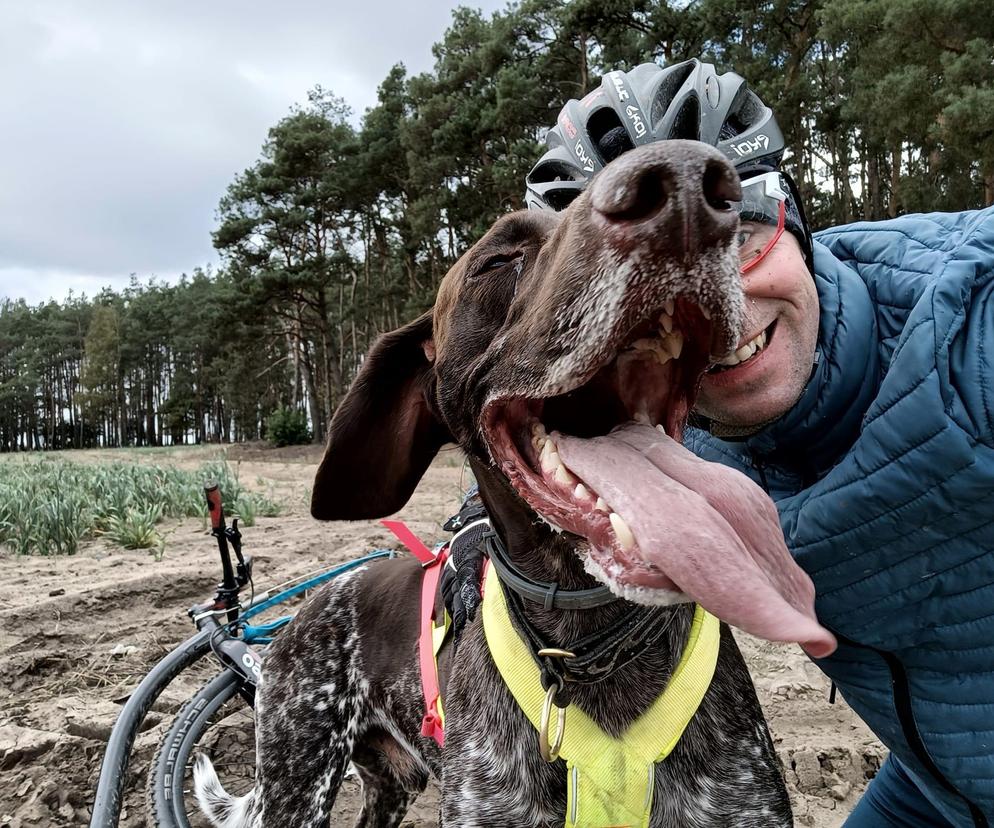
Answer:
[{"left": 89, "top": 506, "right": 395, "bottom": 828}]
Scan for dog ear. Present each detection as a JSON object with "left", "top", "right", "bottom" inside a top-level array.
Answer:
[{"left": 311, "top": 311, "right": 451, "bottom": 521}]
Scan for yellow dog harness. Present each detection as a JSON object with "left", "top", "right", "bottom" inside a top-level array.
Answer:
[{"left": 481, "top": 565, "right": 720, "bottom": 828}]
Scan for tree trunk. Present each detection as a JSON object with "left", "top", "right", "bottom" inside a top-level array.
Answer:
[
  {"left": 298, "top": 339, "right": 322, "bottom": 444},
  {"left": 889, "top": 144, "right": 901, "bottom": 218}
]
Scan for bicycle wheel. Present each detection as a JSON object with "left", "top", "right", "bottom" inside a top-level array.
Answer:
[{"left": 147, "top": 669, "right": 256, "bottom": 828}]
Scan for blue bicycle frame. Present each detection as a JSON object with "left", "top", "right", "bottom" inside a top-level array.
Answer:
[{"left": 89, "top": 549, "right": 395, "bottom": 828}]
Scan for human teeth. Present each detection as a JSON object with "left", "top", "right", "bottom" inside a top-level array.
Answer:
[
  {"left": 609, "top": 512, "right": 635, "bottom": 551},
  {"left": 595, "top": 497, "right": 608, "bottom": 512},
  {"left": 735, "top": 342, "right": 756, "bottom": 361},
  {"left": 575, "top": 484, "right": 590, "bottom": 500},
  {"left": 715, "top": 330, "right": 768, "bottom": 367},
  {"left": 554, "top": 463, "right": 576, "bottom": 486}
]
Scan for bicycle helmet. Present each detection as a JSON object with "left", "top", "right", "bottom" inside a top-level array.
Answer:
[{"left": 524, "top": 59, "right": 812, "bottom": 266}]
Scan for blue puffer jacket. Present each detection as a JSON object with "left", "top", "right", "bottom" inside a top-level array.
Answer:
[{"left": 687, "top": 207, "right": 994, "bottom": 826}]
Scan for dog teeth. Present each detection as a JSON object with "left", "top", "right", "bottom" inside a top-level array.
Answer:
[
  {"left": 659, "top": 313, "right": 674, "bottom": 333},
  {"left": 539, "top": 440, "right": 559, "bottom": 472},
  {"left": 631, "top": 337, "right": 672, "bottom": 366},
  {"left": 595, "top": 497, "right": 608, "bottom": 512},
  {"left": 663, "top": 331, "right": 683, "bottom": 359},
  {"left": 609, "top": 512, "right": 635, "bottom": 551},
  {"left": 542, "top": 449, "right": 561, "bottom": 474},
  {"left": 655, "top": 424, "right": 666, "bottom": 435},
  {"left": 662, "top": 299, "right": 675, "bottom": 317},
  {"left": 539, "top": 437, "right": 578, "bottom": 486},
  {"left": 574, "top": 483, "right": 590, "bottom": 500},
  {"left": 531, "top": 422, "right": 548, "bottom": 452},
  {"left": 701, "top": 306, "right": 711, "bottom": 321}
]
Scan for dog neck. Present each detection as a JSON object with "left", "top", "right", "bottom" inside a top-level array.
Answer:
[{"left": 469, "top": 458, "right": 695, "bottom": 733}]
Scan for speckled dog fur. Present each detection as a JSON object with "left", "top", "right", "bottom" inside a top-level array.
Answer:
[{"left": 195, "top": 141, "right": 794, "bottom": 827}]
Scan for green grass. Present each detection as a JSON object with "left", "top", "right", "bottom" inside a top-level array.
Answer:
[{"left": 0, "top": 456, "right": 282, "bottom": 555}]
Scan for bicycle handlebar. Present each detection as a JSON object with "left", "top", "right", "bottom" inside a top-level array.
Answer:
[{"left": 204, "top": 482, "right": 224, "bottom": 532}]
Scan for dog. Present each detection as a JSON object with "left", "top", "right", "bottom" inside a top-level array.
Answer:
[{"left": 194, "top": 140, "right": 836, "bottom": 827}]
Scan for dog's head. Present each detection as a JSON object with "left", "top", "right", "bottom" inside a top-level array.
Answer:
[{"left": 312, "top": 140, "right": 834, "bottom": 657}]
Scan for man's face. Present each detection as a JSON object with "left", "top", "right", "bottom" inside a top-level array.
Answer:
[{"left": 695, "top": 222, "right": 819, "bottom": 429}]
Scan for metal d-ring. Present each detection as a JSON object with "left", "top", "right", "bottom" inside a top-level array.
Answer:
[
  {"left": 536, "top": 646, "right": 573, "bottom": 763},
  {"left": 539, "top": 684, "right": 567, "bottom": 763},
  {"left": 537, "top": 647, "right": 575, "bottom": 659}
]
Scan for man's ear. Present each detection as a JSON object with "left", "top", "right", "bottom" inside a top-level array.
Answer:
[{"left": 311, "top": 311, "right": 452, "bottom": 520}]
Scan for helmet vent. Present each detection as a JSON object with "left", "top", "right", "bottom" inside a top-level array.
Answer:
[
  {"left": 529, "top": 160, "right": 583, "bottom": 184},
  {"left": 544, "top": 188, "right": 581, "bottom": 212},
  {"left": 718, "top": 114, "right": 748, "bottom": 141},
  {"left": 588, "top": 108, "right": 633, "bottom": 162},
  {"left": 668, "top": 96, "right": 700, "bottom": 141},
  {"left": 651, "top": 61, "right": 696, "bottom": 124},
  {"left": 735, "top": 93, "right": 765, "bottom": 127}
]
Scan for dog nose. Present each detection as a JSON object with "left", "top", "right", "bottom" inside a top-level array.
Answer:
[{"left": 589, "top": 140, "right": 742, "bottom": 256}]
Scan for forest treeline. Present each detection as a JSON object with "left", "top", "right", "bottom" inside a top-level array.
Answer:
[{"left": 3, "top": 0, "right": 991, "bottom": 450}]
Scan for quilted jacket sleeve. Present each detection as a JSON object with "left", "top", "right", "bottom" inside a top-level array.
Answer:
[{"left": 778, "top": 209, "right": 994, "bottom": 650}]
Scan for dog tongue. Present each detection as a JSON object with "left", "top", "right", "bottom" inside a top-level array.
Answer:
[{"left": 554, "top": 423, "right": 836, "bottom": 658}]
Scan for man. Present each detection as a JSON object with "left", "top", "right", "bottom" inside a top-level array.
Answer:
[{"left": 447, "top": 59, "right": 994, "bottom": 826}]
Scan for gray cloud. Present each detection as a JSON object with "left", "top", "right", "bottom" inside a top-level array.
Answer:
[{"left": 0, "top": 0, "right": 507, "bottom": 304}]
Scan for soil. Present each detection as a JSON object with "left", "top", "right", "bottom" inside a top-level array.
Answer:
[{"left": 0, "top": 443, "right": 885, "bottom": 827}]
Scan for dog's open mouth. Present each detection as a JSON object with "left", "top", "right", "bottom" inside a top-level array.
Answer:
[{"left": 483, "top": 297, "right": 836, "bottom": 658}]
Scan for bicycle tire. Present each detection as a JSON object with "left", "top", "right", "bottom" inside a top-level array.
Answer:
[{"left": 147, "top": 669, "right": 256, "bottom": 828}]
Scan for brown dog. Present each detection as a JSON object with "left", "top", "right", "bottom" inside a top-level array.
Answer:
[{"left": 195, "top": 140, "right": 834, "bottom": 827}]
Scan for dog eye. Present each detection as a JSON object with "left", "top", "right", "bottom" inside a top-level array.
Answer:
[{"left": 475, "top": 253, "right": 523, "bottom": 277}]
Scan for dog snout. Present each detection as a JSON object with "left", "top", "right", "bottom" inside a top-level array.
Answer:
[{"left": 589, "top": 140, "right": 741, "bottom": 256}]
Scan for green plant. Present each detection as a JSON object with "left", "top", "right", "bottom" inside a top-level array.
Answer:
[
  {"left": 232, "top": 492, "right": 282, "bottom": 527},
  {"left": 264, "top": 406, "right": 312, "bottom": 447},
  {"left": 232, "top": 495, "right": 257, "bottom": 527},
  {"left": 0, "top": 455, "right": 283, "bottom": 555},
  {"left": 105, "top": 504, "right": 163, "bottom": 549}
]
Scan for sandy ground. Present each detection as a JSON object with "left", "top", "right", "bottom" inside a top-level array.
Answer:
[{"left": 0, "top": 443, "right": 885, "bottom": 827}]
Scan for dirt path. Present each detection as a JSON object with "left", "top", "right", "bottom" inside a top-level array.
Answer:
[{"left": 0, "top": 444, "right": 883, "bottom": 827}]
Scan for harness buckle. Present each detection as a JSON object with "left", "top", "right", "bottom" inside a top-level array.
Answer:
[{"left": 539, "top": 684, "right": 567, "bottom": 763}]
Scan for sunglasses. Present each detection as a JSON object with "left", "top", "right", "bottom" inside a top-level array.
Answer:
[{"left": 735, "top": 171, "right": 790, "bottom": 274}]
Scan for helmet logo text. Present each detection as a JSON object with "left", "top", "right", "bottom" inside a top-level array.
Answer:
[
  {"left": 574, "top": 140, "right": 595, "bottom": 173},
  {"left": 611, "top": 74, "right": 629, "bottom": 102},
  {"left": 730, "top": 134, "right": 770, "bottom": 157},
  {"left": 626, "top": 105, "right": 646, "bottom": 138},
  {"left": 560, "top": 114, "right": 577, "bottom": 140}
]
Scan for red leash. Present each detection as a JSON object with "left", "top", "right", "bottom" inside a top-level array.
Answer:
[{"left": 381, "top": 520, "right": 448, "bottom": 747}]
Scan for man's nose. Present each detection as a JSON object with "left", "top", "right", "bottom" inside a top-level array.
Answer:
[{"left": 589, "top": 139, "right": 741, "bottom": 258}]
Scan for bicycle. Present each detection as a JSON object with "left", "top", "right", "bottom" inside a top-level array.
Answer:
[{"left": 88, "top": 482, "right": 395, "bottom": 828}]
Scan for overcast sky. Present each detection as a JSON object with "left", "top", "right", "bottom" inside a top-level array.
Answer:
[{"left": 0, "top": 1, "right": 507, "bottom": 305}]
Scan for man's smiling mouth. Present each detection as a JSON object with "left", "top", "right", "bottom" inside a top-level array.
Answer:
[{"left": 707, "top": 321, "right": 776, "bottom": 374}]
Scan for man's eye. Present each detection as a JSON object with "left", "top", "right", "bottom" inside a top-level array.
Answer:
[{"left": 736, "top": 230, "right": 753, "bottom": 247}]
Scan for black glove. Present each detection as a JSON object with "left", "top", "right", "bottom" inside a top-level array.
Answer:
[{"left": 440, "top": 495, "right": 489, "bottom": 648}]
